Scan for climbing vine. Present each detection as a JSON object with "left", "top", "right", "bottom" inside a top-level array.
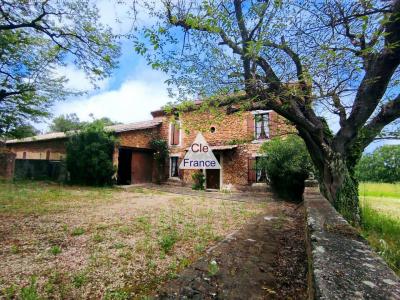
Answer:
[{"left": 150, "top": 138, "right": 169, "bottom": 183}]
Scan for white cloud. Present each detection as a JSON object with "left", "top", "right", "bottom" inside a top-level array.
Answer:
[
  {"left": 49, "top": 65, "right": 170, "bottom": 126},
  {"left": 53, "top": 64, "right": 109, "bottom": 91},
  {"left": 96, "top": 0, "right": 165, "bottom": 34}
]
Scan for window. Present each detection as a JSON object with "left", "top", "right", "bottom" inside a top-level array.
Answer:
[
  {"left": 23, "top": 152, "right": 27, "bottom": 159},
  {"left": 170, "top": 157, "right": 179, "bottom": 177},
  {"left": 170, "top": 120, "right": 181, "bottom": 145},
  {"left": 248, "top": 156, "right": 268, "bottom": 183},
  {"left": 255, "top": 113, "right": 269, "bottom": 140},
  {"left": 46, "top": 150, "right": 50, "bottom": 160},
  {"left": 255, "top": 157, "right": 268, "bottom": 183}
]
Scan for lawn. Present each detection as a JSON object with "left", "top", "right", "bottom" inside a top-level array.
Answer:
[
  {"left": 0, "top": 181, "right": 268, "bottom": 299},
  {"left": 359, "top": 182, "right": 400, "bottom": 275}
]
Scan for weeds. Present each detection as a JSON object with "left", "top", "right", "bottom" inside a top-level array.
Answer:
[
  {"left": 72, "top": 272, "right": 87, "bottom": 288},
  {"left": 71, "top": 227, "right": 85, "bottom": 236},
  {"left": 208, "top": 260, "right": 219, "bottom": 276},
  {"left": 158, "top": 231, "right": 178, "bottom": 253},
  {"left": 50, "top": 246, "right": 62, "bottom": 255},
  {"left": 20, "top": 277, "right": 40, "bottom": 300}
]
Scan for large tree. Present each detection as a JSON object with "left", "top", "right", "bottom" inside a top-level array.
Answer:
[
  {"left": 133, "top": 0, "right": 400, "bottom": 223},
  {"left": 0, "top": 0, "right": 120, "bottom": 139}
]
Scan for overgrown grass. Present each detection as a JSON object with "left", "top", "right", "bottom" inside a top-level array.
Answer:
[
  {"left": 0, "top": 181, "right": 267, "bottom": 299},
  {"left": 359, "top": 182, "right": 400, "bottom": 198},
  {"left": 0, "top": 180, "right": 117, "bottom": 215},
  {"left": 359, "top": 182, "right": 400, "bottom": 275}
]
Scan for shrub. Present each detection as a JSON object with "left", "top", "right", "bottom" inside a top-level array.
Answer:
[
  {"left": 66, "top": 121, "right": 116, "bottom": 186},
  {"left": 259, "top": 135, "right": 313, "bottom": 201},
  {"left": 192, "top": 171, "right": 205, "bottom": 190},
  {"left": 356, "top": 145, "right": 400, "bottom": 183}
]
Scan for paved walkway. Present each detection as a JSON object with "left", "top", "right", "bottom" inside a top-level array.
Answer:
[{"left": 118, "top": 183, "right": 273, "bottom": 203}]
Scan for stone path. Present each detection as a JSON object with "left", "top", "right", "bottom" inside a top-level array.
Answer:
[{"left": 154, "top": 202, "right": 307, "bottom": 299}]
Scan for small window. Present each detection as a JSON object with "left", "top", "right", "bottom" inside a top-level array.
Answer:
[
  {"left": 170, "top": 157, "right": 179, "bottom": 177},
  {"left": 255, "top": 113, "right": 269, "bottom": 140},
  {"left": 23, "top": 152, "right": 27, "bottom": 159},
  {"left": 210, "top": 126, "right": 216, "bottom": 133},
  {"left": 170, "top": 121, "right": 180, "bottom": 145},
  {"left": 46, "top": 150, "right": 50, "bottom": 160}
]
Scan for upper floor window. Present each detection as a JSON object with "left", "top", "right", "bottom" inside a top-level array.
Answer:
[
  {"left": 46, "top": 150, "right": 50, "bottom": 160},
  {"left": 170, "top": 119, "right": 181, "bottom": 146},
  {"left": 22, "top": 152, "right": 27, "bottom": 159},
  {"left": 255, "top": 113, "right": 269, "bottom": 140}
]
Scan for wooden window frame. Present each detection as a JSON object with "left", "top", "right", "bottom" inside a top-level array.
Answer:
[{"left": 254, "top": 112, "right": 270, "bottom": 140}]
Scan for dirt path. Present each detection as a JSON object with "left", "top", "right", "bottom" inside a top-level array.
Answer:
[{"left": 155, "top": 202, "right": 307, "bottom": 299}]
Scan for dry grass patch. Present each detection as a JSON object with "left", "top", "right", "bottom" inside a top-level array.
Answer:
[{"left": 0, "top": 181, "right": 269, "bottom": 299}]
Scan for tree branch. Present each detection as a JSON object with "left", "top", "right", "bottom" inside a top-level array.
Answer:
[{"left": 359, "top": 94, "right": 400, "bottom": 148}]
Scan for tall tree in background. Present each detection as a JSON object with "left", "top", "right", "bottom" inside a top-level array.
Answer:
[
  {"left": 49, "top": 113, "right": 120, "bottom": 133},
  {"left": 0, "top": 0, "right": 120, "bottom": 139},
  {"left": 134, "top": 0, "right": 400, "bottom": 222},
  {"left": 49, "top": 113, "right": 82, "bottom": 132},
  {"left": 4, "top": 123, "right": 39, "bottom": 139}
]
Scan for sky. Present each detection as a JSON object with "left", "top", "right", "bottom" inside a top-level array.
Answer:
[
  {"left": 38, "top": 1, "right": 170, "bottom": 131},
  {"left": 37, "top": 1, "right": 397, "bottom": 153}
]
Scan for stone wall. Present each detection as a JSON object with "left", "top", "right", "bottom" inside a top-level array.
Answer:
[
  {"left": 7, "top": 139, "right": 67, "bottom": 160},
  {"left": 117, "top": 127, "right": 160, "bottom": 149},
  {"left": 304, "top": 186, "right": 400, "bottom": 299}
]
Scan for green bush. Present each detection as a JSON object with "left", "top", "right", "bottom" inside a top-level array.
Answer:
[
  {"left": 259, "top": 135, "right": 313, "bottom": 201},
  {"left": 192, "top": 171, "right": 205, "bottom": 190},
  {"left": 66, "top": 121, "right": 116, "bottom": 186},
  {"left": 356, "top": 145, "right": 400, "bottom": 183}
]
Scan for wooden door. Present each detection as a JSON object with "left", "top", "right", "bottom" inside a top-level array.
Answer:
[
  {"left": 206, "top": 153, "right": 220, "bottom": 189},
  {"left": 131, "top": 151, "right": 153, "bottom": 183}
]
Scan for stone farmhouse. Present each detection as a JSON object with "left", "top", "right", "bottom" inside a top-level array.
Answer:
[{"left": 6, "top": 104, "right": 293, "bottom": 190}]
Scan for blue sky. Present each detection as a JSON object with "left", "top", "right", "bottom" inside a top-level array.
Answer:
[{"left": 40, "top": 1, "right": 397, "bottom": 153}]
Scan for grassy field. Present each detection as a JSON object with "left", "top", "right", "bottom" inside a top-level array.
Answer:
[
  {"left": 0, "top": 181, "right": 269, "bottom": 299},
  {"left": 359, "top": 182, "right": 400, "bottom": 275}
]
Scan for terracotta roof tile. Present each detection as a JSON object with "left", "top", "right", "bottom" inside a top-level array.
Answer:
[{"left": 6, "top": 119, "right": 162, "bottom": 144}]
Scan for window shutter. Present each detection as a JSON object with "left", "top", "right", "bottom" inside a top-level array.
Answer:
[
  {"left": 173, "top": 123, "right": 180, "bottom": 145},
  {"left": 248, "top": 157, "right": 256, "bottom": 184},
  {"left": 170, "top": 123, "right": 176, "bottom": 145},
  {"left": 247, "top": 114, "right": 255, "bottom": 139}
]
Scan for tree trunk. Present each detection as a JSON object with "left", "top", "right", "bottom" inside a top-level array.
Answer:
[
  {"left": 299, "top": 129, "right": 361, "bottom": 225},
  {"left": 319, "top": 154, "right": 360, "bottom": 225}
]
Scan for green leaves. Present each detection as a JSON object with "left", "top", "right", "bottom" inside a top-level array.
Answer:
[
  {"left": 259, "top": 135, "right": 313, "bottom": 201},
  {"left": 66, "top": 122, "right": 117, "bottom": 186},
  {"left": 0, "top": 0, "right": 120, "bottom": 139},
  {"left": 356, "top": 145, "right": 400, "bottom": 183}
]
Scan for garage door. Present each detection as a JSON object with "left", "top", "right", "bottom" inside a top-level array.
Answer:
[{"left": 131, "top": 151, "right": 153, "bottom": 183}]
